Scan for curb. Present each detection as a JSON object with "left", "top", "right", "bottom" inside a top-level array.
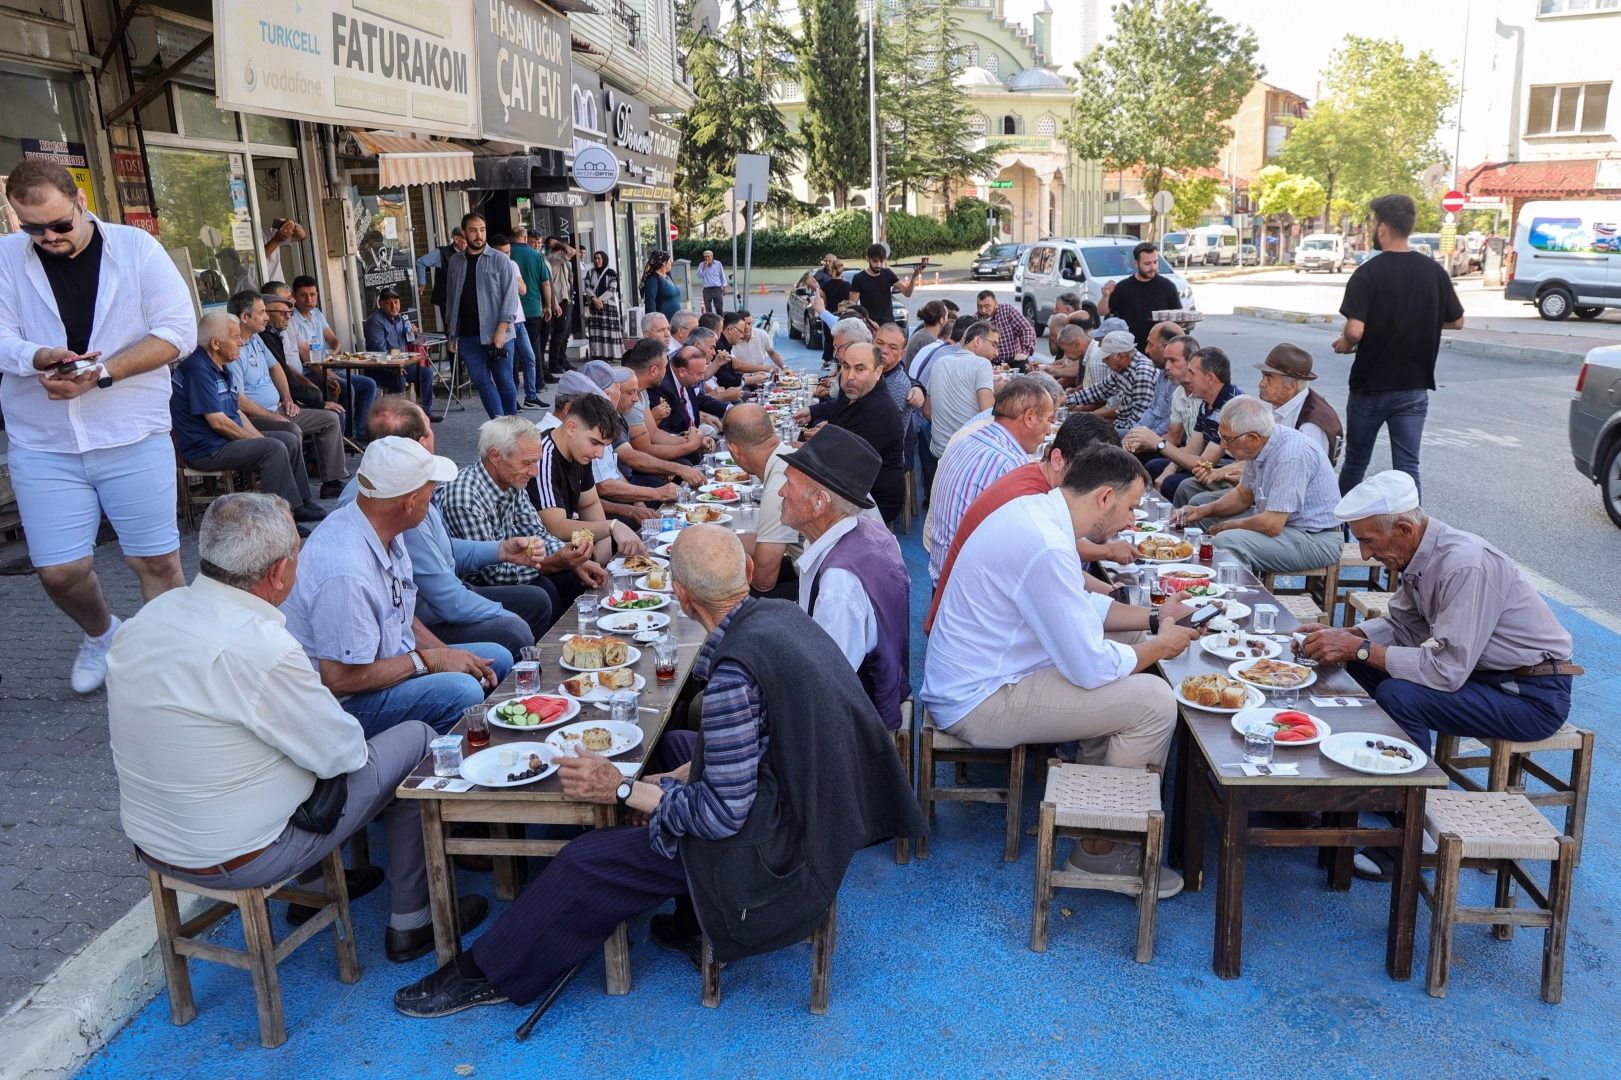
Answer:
[
  {"left": 1, "top": 893, "right": 208, "bottom": 1080},
  {"left": 1231, "top": 305, "right": 1337, "bottom": 325},
  {"left": 1440, "top": 335, "right": 1586, "bottom": 367}
]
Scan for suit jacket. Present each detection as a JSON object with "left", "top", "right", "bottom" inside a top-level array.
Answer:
[
  {"left": 656, "top": 368, "right": 727, "bottom": 438},
  {"left": 259, "top": 329, "right": 324, "bottom": 409}
]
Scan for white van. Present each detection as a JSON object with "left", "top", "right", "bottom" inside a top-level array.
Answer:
[
  {"left": 1014, "top": 237, "right": 1196, "bottom": 330},
  {"left": 1505, "top": 200, "right": 1621, "bottom": 321},
  {"left": 1188, "top": 225, "right": 1240, "bottom": 266},
  {"left": 1294, "top": 233, "right": 1346, "bottom": 273}
]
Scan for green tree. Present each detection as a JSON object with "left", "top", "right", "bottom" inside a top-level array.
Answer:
[
  {"left": 797, "top": 0, "right": 870, "bottom": 209},
  {"left": 1065, "top": 0, "right": 1260, "bottom": 203},
  {"left": 1275, "top": 99, "right": 1371, "bottom": 233},
  {"left": 1164, "top": 175, "right": 1221, "bottom": 231},
  {"left": 1252, "top": 165, "right": 1325, "bottom": 256}
]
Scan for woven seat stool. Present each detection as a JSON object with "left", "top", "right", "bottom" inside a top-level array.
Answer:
[
  {"left": 1339, "top": 541, "right": 1393, "bottom": 592},
  {"left": 1262, "top": 564, "right": 1339, "bottom": 612},
  {"left": 1346, "top": 590, "right": 1390, "bottom": 625},
  {"left": 1419, "top": 790, "right": 1574, "bottom": 1002},
  {"left": 916, "top": 703, "right": 1026, "bottom": 862},
  {"left": 893, "top": 700, "right": 916, "bottom": 865},
  {"left": 1275, "top": 593, "right": 1328, "bottom": 627},
  {"left": 1434, "top": 723, "right": 1594, "bottom": 867},
  {"left": 1031, "top": 763, "right": 1164, "bottom": 962}
]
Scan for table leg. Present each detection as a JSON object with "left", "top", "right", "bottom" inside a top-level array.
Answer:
[
  {"left": 1213, "top": 785, "right": 1249, "bottom": 979},
  {"left": 1168, "top": 722, "right": 1190, "bottom": 872},
  {"left": 593, "top": 805, "right": 632, "bottom": 995},
  {"left": 1386, "top": 786, "right": 1425, "bottom": 981},
  {"left": 491, "top": 822, "right": 519, "bottom": 902},
  {"left": 1183, "top": 764, "right": 1208, "bottom": 894},
  {"left": 420, "top": 800, "right": 461, "bottom": 967},
  {"left": 1327, "top": 811, "right": 1354, "bottom": 892}
]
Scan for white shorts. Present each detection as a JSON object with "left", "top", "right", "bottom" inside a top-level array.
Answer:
[{"left": 9, "top": 431, "right": 179, "bottom": 567}]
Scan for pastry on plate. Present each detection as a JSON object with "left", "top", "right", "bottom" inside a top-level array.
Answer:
[
  {"left": 1180, "top": 673, "right": 1249, "bottom": 709},
  {"left": 599, "top": 668, "right": 636, "bottom": 690},
  {"left": 582, "top": 727, "right": 614, "bottom": 751},
  {"left": 600, "top": 636, "right": 629, "bottom": 666},
  {"left": 562, "top": 635, "right": 604, "bottom": 669},
  {"left": 561, "top": 675, "right": 596, "bottom": 696}
]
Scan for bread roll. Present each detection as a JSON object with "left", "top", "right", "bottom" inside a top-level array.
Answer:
[
  {"left": 563, "top": 635, "right": 604, "bottom": 669},
  {"left": 601, "top": 636, "right": 629, "bottom": 666},
  {"left": 582, "top": 727, "right": 613, "bottom": 751},
  {"left": 600, "top": 668, "right": 636, "bottom": 690},
  {"left": 1219, "top": 685, "right": 1248, "bottom": 709},
  {"left": 562, "top": 675, "right": 596, "bottom": 696}
]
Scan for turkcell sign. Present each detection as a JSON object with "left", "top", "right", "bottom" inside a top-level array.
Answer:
[{"left": 215, "top": 0, "right": 481, "bottom": 138}]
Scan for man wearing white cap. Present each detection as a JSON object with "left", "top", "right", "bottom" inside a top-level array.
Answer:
[
  {"left": 1301, "top": 470, "right": 1578, "bottom": 757},
  {"left": 283, "top": 437, "right": 512, "bottom": 738},
  {"left": 1065, "top": 330, "right": 1157, "bottom": 436}
]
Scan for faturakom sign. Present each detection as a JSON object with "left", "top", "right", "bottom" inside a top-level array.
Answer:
[{"left": 215, "top": 0, "right": 481, "bottom": 138}]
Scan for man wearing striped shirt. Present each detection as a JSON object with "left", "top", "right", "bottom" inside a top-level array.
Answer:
[
  {"left": 1067, "top": 330, "right": 1157, "bottom": 436},
  {"left": 926, "top": 376, "right": 1053, "bottom": 584}
]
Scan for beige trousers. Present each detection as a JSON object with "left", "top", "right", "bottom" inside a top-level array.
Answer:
[{"left": 948, "top": 666, "right": 1177, "bottom": 769}]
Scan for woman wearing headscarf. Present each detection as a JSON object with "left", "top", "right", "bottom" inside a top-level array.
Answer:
[{"left": 582, "top": 250, "right": 623, "bottom": 362}]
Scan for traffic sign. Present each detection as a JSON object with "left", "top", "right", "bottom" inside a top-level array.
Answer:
[
  {"left": 1151, "top": 190, "right": 1174, "bottom": 214},
  {"left": 1441, "top": 190, "right": 1466, "bottom": 214},
  {"left": 669, "top": 224, "right": 678, "bottom": 240}
]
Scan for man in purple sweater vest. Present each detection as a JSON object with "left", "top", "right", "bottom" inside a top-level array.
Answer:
[{"left": 778, "top": 426, "right": 911, "bottom": 730}]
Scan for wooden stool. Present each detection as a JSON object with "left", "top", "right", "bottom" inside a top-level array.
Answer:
[
  {"left": 701, "top": 898, "right": 838, "bottom": 1014},
  {"left": 148, "top": 848, "right": 359, "bottom": 1048},
  {"left": 1274, "top": 593, "right": 1328, "bottom": 627},
  {"left": 1345, "top": 590, "right": 1390, "bottom": 625},
  {"left": 894, "top": 700, "right": 915, "bottom": 865},
  {"left": 1434, "top": 724, "right": 1594, "bottom": 866},
  {"left": 1262, "top": 563, "right": 1340, "bottom": 611},
  {"left": 1338, "top": 541, "right": 1392, "bottom": 590},
  {"left": 916, "top": 703, "right": 1027, "bottom": 862},
  {"left": 1419, "top": 791, "right": 1574, "bottom": 1002},
  {"left": 1031, "top": 763, "right": 1164, "bottom": 962}
]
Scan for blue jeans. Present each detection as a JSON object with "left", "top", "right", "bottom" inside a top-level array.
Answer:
[
  {"left": 459, "top": 336, "right": 517, "bottom": 418},
  {"left": 340, "top": 641, "right": 513, "bottom": 738},
  {"left": 1347, "top": 662, "right": 1570, "bottom": 756},
  {"left": 336, "top": 373, "right": 378, "bottom": 439},
  {"left": 513, "top": 321, "right": 539, "bottom": 401},
  {"left": 1339, "top": 389, "right": 1428, "bottom": 500}
]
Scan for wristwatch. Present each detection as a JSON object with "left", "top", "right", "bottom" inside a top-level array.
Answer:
[
  {"left": 1354, "top": 642, "right": 1371, "bottom": 663},
  {"left": 1148, "top": 609, "right": 1160, "bottom": 635},
  {"left": 407, "top": 649, "right": 429, "bottom": 678},
  {"left": 615, "top": 780, "right": 634, "bottom": 807},
  {"left": 96, "top": 364, "right": 113, "bottom": 389},
  {"left": 1156, "top": 439, "right": 1166, "bottom": 452}
]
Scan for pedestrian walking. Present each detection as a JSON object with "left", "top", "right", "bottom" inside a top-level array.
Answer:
[
  {"left": 1097, "top": 242, "right": 1180, "bottom": 351},
  {"left": 1332, "top": 194, "right": 1465, "bottom": 499},
  {"left": 445, "top": 212, "right": 522, "bottom": 419},
  {"left": 0, "top": 159, "right": 196, "bottom": 692},
  {"left": 582, "top": 251, "right": 624, "bottom": 363},
  {"left": 698, "top": 250, "right": 728, "bottom": 314},
  {"left": 543, "top": 235, "right": 576, "bottom": 378}
]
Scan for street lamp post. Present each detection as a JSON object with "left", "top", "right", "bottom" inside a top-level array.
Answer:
[{"left": 866, "top": 0, "right": 880, "bottom": 244}]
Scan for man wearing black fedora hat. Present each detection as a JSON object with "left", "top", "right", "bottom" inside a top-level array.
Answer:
[
  {"left": 1254, "top": 342, "right": 1341, "bottom": 467},
  {"left": 778, "top": 426, "right": 910, "bottom": 731}
]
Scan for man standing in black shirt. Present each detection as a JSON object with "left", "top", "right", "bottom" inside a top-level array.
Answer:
[
  {"left": 1332, "top": 194, "right": 1465, "bottom": 499},
  {"left": 1099, "top": 242, "right": 1180, "bottom": 350},
  {"left": 811, "top": 341, "right": 905, "bottom": 524},
  {"left": 849, "top": 243, "right": 922, "bottom": 326}
]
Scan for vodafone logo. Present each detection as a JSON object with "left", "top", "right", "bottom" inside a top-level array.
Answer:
[{"left": 243, "top": 60, "right": 257, "bottom": 91}]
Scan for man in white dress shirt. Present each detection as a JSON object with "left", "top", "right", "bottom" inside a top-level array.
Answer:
[
  {"left": 106, "top": 493, "right": 486, "bottom": 961},
  {"left": 0, "top": 159, "right": 196, "bottom": 692}
]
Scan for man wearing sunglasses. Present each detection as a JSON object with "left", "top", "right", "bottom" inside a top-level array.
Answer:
[{"left": 0, "top": 159, "right": 196, "bottom": 693}]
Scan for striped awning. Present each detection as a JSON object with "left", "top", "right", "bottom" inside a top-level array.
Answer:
[{"left": 347, "top": 131, "right": 475, "bottom": 188}]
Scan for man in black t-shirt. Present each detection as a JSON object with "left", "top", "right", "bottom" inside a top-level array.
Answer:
[
  {"left": 1333, "top": 194, "right": 1465, "bottom": 499},
  {"left": 849, "top": 243, "right": 921, "bottom": 326},
  {"left": 1099, "top": 242, "right": 1180, "bottom": 350},
  {"left": 528, "top": 391, "right": 647, "bottom": 565}
]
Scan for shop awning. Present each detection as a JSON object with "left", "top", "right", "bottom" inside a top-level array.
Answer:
[{"left": 347, "top": 132, "right": 476, "bottom": 188}]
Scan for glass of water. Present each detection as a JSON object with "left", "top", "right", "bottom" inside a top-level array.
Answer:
[
  {"left": 513, "top": 660, "right": 541, "bottom": 696},
  {"left": 575, "top": 594, "right": 598, "bottom": 634},
  {"left": 641, "top": 519, "right": 661, "bottom": 547},
  {"left": 1270, "top": 672, "right": 1302, "bottom": 709},
  {"left": 1252, "top": 603, "right": 1278, "bottom": 634},
  {"left": 1242, "top": 723, "right": 1275, "bottom": 764},
  {"left": 612, "top": 569, "right": 634, "bottom": 595},
  {"left": 609, "top": 689, "right": 640, "bottom": 726},
  {"left": 1217, "top": 563, "right": 1240, "bottom": 588}
]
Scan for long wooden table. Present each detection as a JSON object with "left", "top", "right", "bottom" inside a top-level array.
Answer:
[
  {"left": 1132, "top": 494, "right": 1446, "bottom": 981},
  {"left": 396, "top": 591, "right": 708, "bottom": 990}
]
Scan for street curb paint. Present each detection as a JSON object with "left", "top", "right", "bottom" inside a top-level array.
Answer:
[
  {"left": 1231, "top": 305, "right": 1336, "bottom": 324},
  {"left": 1440, "top": 336, "right": 1585, "bottom": 368}
]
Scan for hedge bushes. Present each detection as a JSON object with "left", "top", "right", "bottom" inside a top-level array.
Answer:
[{"left": 675, "top": 198, "right": 995, "bottom": 268}]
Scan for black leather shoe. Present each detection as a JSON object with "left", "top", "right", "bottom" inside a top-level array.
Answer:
[
  {"left": 385, "top": 894, "right": 489, "bottom": 963},
  {"left": 286, "top": 866, "right": 385, "bottom": 926},
  {"left": 649, "top": 913, "right": 721, "bottom": 973},
  {"left": 394, "top": 958, "right": 508, "bottom": 1018},
  {"left": 291, "top": 502, "right": 328, "bottom": 523}
]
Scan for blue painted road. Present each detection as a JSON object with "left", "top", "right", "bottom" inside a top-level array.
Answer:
[{"left": 77, "top": 335, "right": 1621, "bottom": 1079}]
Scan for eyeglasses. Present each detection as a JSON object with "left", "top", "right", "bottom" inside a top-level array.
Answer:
[{"left": 18, "top": 211, "right": 78, "bottom": 237}]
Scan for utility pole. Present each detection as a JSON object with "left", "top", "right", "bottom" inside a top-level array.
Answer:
[
  {"left": 866, "top": 0, "right": 881, "bottom": 244},
  {"left": 1452, "top": 0, "right": 1472, "bottom": 192}
]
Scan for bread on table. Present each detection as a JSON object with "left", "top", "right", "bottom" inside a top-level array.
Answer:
[
  {"left": 600, "top": 668, "right": 636, "bottom": 690},
  {"left": 562, "top": 635, "right": 604, "bottom": 669},
  {"left": 562, "top": 675, "right": 596, "bottom": 696},
  {"left": 601, "top": 636, "right": 629, "bottom": 666},
  {"left": 1180, "top": 673, "right": 1248, "bottom": 709},
  {"left": 582, "top": 727, "right": 613, "bottom": 751}
]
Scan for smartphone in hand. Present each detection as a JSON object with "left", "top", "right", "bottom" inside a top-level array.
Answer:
[{"left": 53, "top": 351, "right": 101, "bottom": 378}]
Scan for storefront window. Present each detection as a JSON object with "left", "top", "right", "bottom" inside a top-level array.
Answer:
[
  {"left": 346, "top": 172, "right": 418, "bottom": 325},
  {"left": 174, "top": 86, "right": 240, "bottom": 142},
  {"left": 148, "top": 146, "right": 261, "bottom": 307},
  {"left": 245, "top": 113, "right": 297, "bottom": 147},
  {"left": 0, "top": 68, "right": 89, "bottom": 173}
]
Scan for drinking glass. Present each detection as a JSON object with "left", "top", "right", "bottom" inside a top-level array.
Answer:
[
  {"left": 612, "top": 569, "right": 634, "bottom": 596},
  {"left": 513, "top": 661, "right": 541, "bottom": 696},
  {"left": 430, "top": 734, "right": 463, "bottom": 777},
  {"left": 1270, "top": 672, "right": 1301, "bottom": 709},
  {"left": 575, "top": 594, "right": 598, "bottom": 634},
  {"left": 609, "top": 690, "right": 640, "bottom": 726},
  {"left": 1217, "top": 563, "right": 1240, "bottom": 588},
  {"left": 641, "top": 519, "right": 661, "bottom": 547},
  {"left": 1242, "top": 724, "right": 1275, "bottom": 764},
  {"left": 1252, "top": 603, "right": 1278, "bottom": 634},
  {"left": 462, "top": 705, "right": 490, "bottom": 749},
  {"left": 1290, "top": 631, "right": 1319, "bottom": 667},
  {"left": 654, "top": 636, "right": 680, "bottom": 682}
]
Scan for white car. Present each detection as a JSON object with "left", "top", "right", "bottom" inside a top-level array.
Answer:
[
  {"left": 1014, "top": 237, "right": 1196, "bottom": 331},
  {"left": 1294, "top": 233, "right": 1346, "bottom": 274}
]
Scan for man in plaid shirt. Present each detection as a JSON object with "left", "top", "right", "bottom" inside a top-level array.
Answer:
[
  {"left": 435, "top": 416, "right": 605, "bottom": 608},
  {"left": 1067, "top": 330, "right": 1157, "bottom": 436},
  {"left": 974, "top": 290, "right": 1036, "bottom": 367}
]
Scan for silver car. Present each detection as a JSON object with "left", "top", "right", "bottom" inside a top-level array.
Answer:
[{"left": 1568, "top": 343, "right": 1621, "bottom": 527}]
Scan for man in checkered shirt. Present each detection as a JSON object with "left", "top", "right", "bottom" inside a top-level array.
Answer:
[
  {"left": 974, "top": 290, "right": 1037, "bottom": 368},
  {"left": 436, "top": 416, "right": 606, "bottom": 612},
  {"left": 1066, "top": 330, "right": 1157, "bottom": 437}
]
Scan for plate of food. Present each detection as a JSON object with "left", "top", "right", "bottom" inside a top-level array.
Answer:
[
  {"left": 607, "top": 553, "right": 667, "bottom": 575},
  {"left": 653, "top": 542, "right": 674, "bottom": 558},
  {"left": 679, "top": 504, "right": 732, "bottom": 525},
  {"left": 1133, "top": 508, "right": 1149, "bottom": 520},
  {"left": 599, "top": 590, "right": 669, "bottom": 613},
  {"left": 547, "top": 720, "right": 644, "bottom": 758},
  {"left": 460, "top": 742, "right": 561, "bottom": 788},
  {"left": 1136, "top": 536, "right": 1195, "bottom": 563},
  {"left": 597, "top": 610, "right": 671, "bottom": 633},
  {"left": 635, "top": 574, "right": 674, "bottom": 593},
  {"left": 1231, "top": 708, "right": 1331, "bottom": 747},
  {"left": 1153, "top": 564, "right": 1213, "bottom": 591},
  {"left": 486, "top": 694, "right": 580, "bottom": 730},
  {"left": 712, "top": 466, "right": 750, "bottom": 485},
  {"left": 1132, "top": 521, "right": 1165, "bottom": 534},
  {"left": 558, "top": 634, "right": 642, "bottom": 671},
  {"left": 656, "top": 529, "right": 684, "bottom": 545},
  {"left": 1200, "top": 632, "right": 1281, "bottom": 661},
  {"left": 697, "top": 484, "right": 740, "bottom": 504},
  {"left": 1176, "top": 674, "right": 1266, "bottom": 714},
  {"left": 1178, "top": 582, "right": 1230, "bottom": 599},
  {"left": 1227, "top": 658, "right": 1317, "bottom": 691},
  {"left": 1319, "top": 731, "right": 1427, "bottom": 775},
  {"left": 558, "top": 669, "right": 646, "bottom": 703}
]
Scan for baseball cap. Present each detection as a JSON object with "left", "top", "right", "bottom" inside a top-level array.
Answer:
[
  {"left": 581, "top": 360, "right": 618, "bottom": 390},
  {"left": 1089, "top": 316, "right": 1129, "bottom": 340},
  {"left": 557, "top": 370, "right": 608, "bottom": 399},
  {"left": 356, "top": 436, "right": 457, "bottom": 499},
  {"left": 1101, "top": 330, "right": 1137, "bottom": 355}
]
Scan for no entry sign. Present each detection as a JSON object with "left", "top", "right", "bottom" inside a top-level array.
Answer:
[{"left": 1441, "top": 190, "right": 1466, "bottom": 214}]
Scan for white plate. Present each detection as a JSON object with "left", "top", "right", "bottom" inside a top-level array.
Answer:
[
  {"left": 656, "top": 529, "right": 684, "bottom": 544},
  {"left": 558, "top": 643, "right": 643, "bottom": 672},
  {"left": 1131, "top": 521, "right": 1168, "bottom": 534},
  {"left": 547, "top": 719, "right": 644, "bottom": 758},
  {"left": 1133, "top": 508, "right": 1148, "bottom": 520},
  {"left": 1134, "top": 543, "right": 1198, "bottom": 564},
  {"left": 1174, "top": 683, "right": 1266, "bottom": 715},
  {"left": 1200, "top": 634, "right": 1281, "bottom": 661},
  {"left": 557, "top": 673, "right": 647, "bottom": 703},
  {"left": 1151, "top": 562, "right": 1216, "bottom": 585},
  {"left": 596, "top": 610, "right": 671, "bottom": 633},
  {"left": 460, "top": 742, "right": 561, "bottom": 787},
  {"left": 634, "top": 574, "right": 673, "bottom": 593},
  {"left": 606, "top": 555, "right": 668, "bottom": 574},
  {"left": 675, "top": 506, "right": 734, "bottom": 525},
  {"left": 711, "top": 469, "right": 751, "bottom": 485},
  {"left": 486, "top": 694, "right": 580, "bottom": 731},
  {"left": 653, "top": 542, "right": 674, "bottom": 558},
  {"left": 599, "top": 592, "right": 669, "bottom": 613},
  {"left": 696, "top": 491, "right": 741, "bottom": 504},
  {"left": 1227, "top": 659, "right": 1318, "bottom": 691},
  {"left": 1231, "top": 708, "right": 1332, "bottom": 747},
  {"left": 1178, "top": 584, "right": 1233, "bottom": 600},
  {"left": 1205, "top": 597, "right": 1249, "bottom": 618},
  {"left": 1319, "top": 731, "right": 1427, "bottom": 775}
]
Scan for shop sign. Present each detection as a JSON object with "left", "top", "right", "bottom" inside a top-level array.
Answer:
[
  {"left": 573, "top": 144, "right": 619, "bottom": 194},
  {"left": 112, "top": 150, "right": 157, "bottom": 236},
  {"left": 21, "top": 140, "right": 97, "bottom": 214},
  {"left": 477, "top": 0, "right": 571, "bottom": 150},
  {"left": 571, "top": 70, "right": 679, "bottom": 202},
  {"left": 534, "top": 190, "right": 589, "bottom": 207},
  {"left": 1596, "top": 160, "right": 1621, "bottom": 191},
  {"left": 213, "top": 0, "right": 480, "bottom": 138}
]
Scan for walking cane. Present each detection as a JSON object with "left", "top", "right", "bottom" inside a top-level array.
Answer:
[{"left": 514, "top": 959, "right": 587, "bottom": 1041}]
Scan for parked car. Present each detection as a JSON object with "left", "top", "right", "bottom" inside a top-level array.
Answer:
[
  {"left": 1567, "top": 344, "right": 1621, "bottom": 526},
  {"left": 1506, "top": 200, "right": 1620, "bottom": 321},
  {"left": 784, "top": 268, "right": 910, "bottom": 349},
  {"left": 971, "top": 243, "right": 1028, "bottom": 280},
  {"left": 1409, "top": 233, "right": 1468, "bottom": 278},
  {"left": 1293, "top": 233, "right": 1346, "bottom": 274},
  {"left": 1188, "top": 225, "right": 1240, "bottom": 266},
  {"left": 1014, "top": 236, "right": 1196, "bottom": 332},
  {"left": 1237, "top": 243, "right": 1260, "bottom": 266}
]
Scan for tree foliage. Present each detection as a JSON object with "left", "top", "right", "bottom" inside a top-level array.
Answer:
[
  {"left": 797, "top": 0, "right": 870, "bottom": 208},
  {"left": 1163, "top": 175, "right": 1221, "bottom": 231},
  {"left": 1065, "top": 0, "right": 1260, "bottom": 200},
  {"left": 1252, "top": 166, "right": 1326, "bottom": 223}
]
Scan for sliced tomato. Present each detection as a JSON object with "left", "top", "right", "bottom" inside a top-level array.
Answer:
[
  {"left": 1289, "top": 721, "right": 1317, "bottom": 738},
  {"left": 1274, "top": 729, "right": 1307, "bottom": 742},
  {"left": 1274, "top": 711, "right": 1311, "bottom": 725}
]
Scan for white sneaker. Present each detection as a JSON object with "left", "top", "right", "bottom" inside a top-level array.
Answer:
[
  {"left": 70, "top": 623, "right": 116, "bottom": 693},
  {"left": 1063, "top": 843, "right": 1184, "bottom": 900}
]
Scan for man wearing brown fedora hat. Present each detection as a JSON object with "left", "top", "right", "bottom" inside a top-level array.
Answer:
[{"left": 1253, "top": 342, "right": 1342, "bottom": 467}]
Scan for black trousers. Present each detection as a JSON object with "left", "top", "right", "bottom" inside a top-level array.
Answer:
[
  {"left": 188, "top": 432, "right": 310, "bottom": 508},
  {"left": 524, "top": 321, "right": 550, "bottom": 383},
  {"left": 546, "top": 301, "right": 573, "bottom": 372}
]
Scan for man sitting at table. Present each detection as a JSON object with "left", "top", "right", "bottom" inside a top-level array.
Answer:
[
  {"left": 1172, "top": 396, "right": 1343, "bottom": 576},
  {"left": 922, "top": 445, "right": 1200, "bottom": 894},
  {"left": 107, "top": 493, "right": 487, "bottom": 960},
  {"left": 362, "top": 287, "right": 434, "bottom": 412},
  {"left": 777, "top": 427, "right": 910, "bottom": 730},
  {"left": 1067, "top": 330, "right": 1157, "bottom": 438},
  {"left": 343, "top": 395, "right": 557, "bottom": 651},
  {"left": 724, "top": 404, "right": 802, "bottom": 598},
  {"left": 1140, "top": 345, "right": 1243, "bottom": 502},
  {"left": 528, "top": 390, "right": 649, "bottom": 564},
  {"left": 541, "top": 368, "right": 663, "bottom": 526},
  {"left": 282, "top": 438, "right": 510, "bottom": 737},
  {"left": 799, "top": 342, "right": 906, "bottom": 525},
  {"left": 621, "top": 337, "right": 706, "bottom": 469},
  {"left": 437, "top": 416, "right": 605, "bottom": 612},
  {"left": 393, "top": 525, "right": 926, "bottom": 1018}
]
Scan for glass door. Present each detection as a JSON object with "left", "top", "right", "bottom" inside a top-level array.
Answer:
[
  {"left": 147, "top": 146, "right": 263, "bottom": 308},
  {"left": 345, "top": 171, "right": 419, "bottom": 327},
  {"left": 252, "top": 158, "right": 310, "bottom": 286}
]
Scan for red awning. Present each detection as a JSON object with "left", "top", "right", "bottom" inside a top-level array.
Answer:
[{"left": 1459, "top": 159, "right": 1608, "bottom": 200}]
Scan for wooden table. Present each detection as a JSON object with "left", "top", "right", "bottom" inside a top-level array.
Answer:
[
  {"left": 1132, "top": 495, "right": 1447, "bottom": 981},
  {"left": 396, "top": 592, "right": 708, "bottom": 990},
  {"left": 306, "top": 353, "right": 421, "bottom": 449}
]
